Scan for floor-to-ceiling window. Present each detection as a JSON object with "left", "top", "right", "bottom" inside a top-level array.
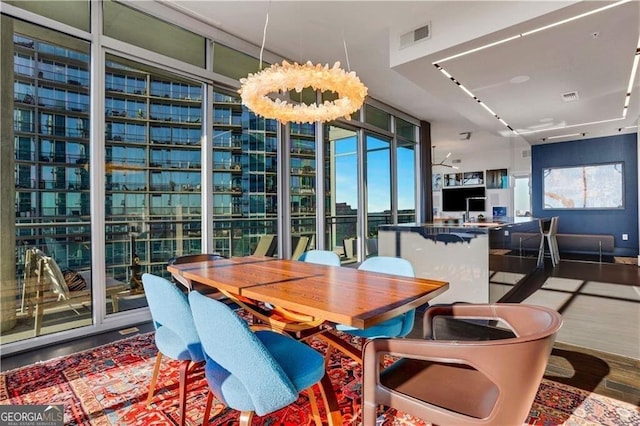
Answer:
[
  {"left": 323, "top": 112, "right": 419, "bottom": 262},
  {"left": 2, "top": 18, "right": 92, "bottom": 343},
  {"left": 103, "top": 56, "right": 204, "bottom": 314},
  {"left": 212, "top": 88, "right": 242, "bottom": 255},
  {"left": 365, "top": 133, "right": 392, "bottom": 257},
  {"left": 211, "top": 87, "right": 280, "bottom": 257},
  {"left": 290, "top": 122, "right": 316, "bottom": 256}
]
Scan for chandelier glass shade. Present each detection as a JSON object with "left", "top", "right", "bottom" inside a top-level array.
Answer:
[{"left": 239, "top": 60, "right": 368, "bottom": 124}]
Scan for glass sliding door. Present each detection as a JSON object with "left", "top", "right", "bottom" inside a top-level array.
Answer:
[
  {"left": 365, "top": 133, "right": 392, "bottom": 257},
  {"left": 2, "top": 19, "right": 91, "bottom": 343},
  {"left": 104, "top": 55, "right": 203, "bottom": 314},
  {"left": 324, "top": 125, "right": 358, "bottom": 262}
]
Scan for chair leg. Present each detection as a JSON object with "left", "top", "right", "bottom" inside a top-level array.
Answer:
[
  {"left": 178, "top": 360, "right": 191, "bottom": 426},
  {"left": 202, "top": 389, "right": 213, "bottom": 426},
  {"left": 537, "top": 235, "right": 545, "bottom": 267},
  {"left": 324, "top": 343, "right": 333, "bottom": 366},
  {"left": 146, "top": 353, "right": 163, "bottom": 407},
  {"left": 239, "top": 411, "right": 254, "bottom": 426},
  {"left": 33, "top": 301, "right": 43, "bottom": 337},
  {"left": 551, "top": 236, "right": 560, "bottom": 265},
  {"left": 112, "top": 293, "right": 120, "bottom": 312},
  {"left": 362, "top": 399, "right": 378, "bottom": 426},
  {"left": 306, "top": 385, "right": 322, "bottom": 426},
  {"left": 546, "top": 236, "right": 555, "bottom": 266}
]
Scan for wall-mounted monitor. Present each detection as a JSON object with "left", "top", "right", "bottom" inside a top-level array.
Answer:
[
  {"left": 442, "top": 187, "right": 486, "bottom": 212},
  {"left": 543, "top": 163, "right": 623, "bottom": 209},
  {"left": 492, "top": 206, "right": 507, "bottom": 218}
]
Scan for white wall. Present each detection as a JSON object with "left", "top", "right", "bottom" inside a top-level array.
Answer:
[{"left": 433, "top": 139, "right": 532, "bottom": 218}]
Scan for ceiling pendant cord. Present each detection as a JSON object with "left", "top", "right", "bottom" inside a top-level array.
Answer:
[
  {"left": 342, "top": 30, "right": 351, "bottom": 73},
  {"left": 259, "top": 1, "right": 271, "bottom": 71}
]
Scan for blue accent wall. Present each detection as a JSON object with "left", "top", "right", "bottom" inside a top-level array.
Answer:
[{"left": 532, "top": 133, "right": 638, "bottom": 256}]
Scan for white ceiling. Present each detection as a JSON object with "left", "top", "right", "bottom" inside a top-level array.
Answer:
[{"left": 162, "top": 0, "right": 640, "bottom": 155}]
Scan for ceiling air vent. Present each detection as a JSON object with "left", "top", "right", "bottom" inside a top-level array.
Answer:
[
  {"left": 561, "top": 91, "right": 579, "bottom": 102},
  {"left": 400, "top": 23, "right": 431, "bottom": 49}
]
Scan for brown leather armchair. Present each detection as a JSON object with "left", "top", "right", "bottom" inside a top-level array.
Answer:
[{"left": 362, "top": 303, "right": 563, "bottom": 425}]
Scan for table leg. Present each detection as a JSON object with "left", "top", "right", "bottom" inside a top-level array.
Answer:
[
  {"left": 317, "top": 330, "right": 363, "bottom": 364},
  {"left": 318, "top": 373, "right": 342, "bottom": 426}
]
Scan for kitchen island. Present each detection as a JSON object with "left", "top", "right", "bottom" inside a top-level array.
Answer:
[{"left": 378, "top": 217, "right": 539, "bottom": 304}]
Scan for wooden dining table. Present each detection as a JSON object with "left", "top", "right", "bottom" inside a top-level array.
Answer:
[
  {"left": 167, "top": 255, "right": 449, "bottom": 329},
  {"left": 167, "top": 255, "right": 449, "bottom": 425}
]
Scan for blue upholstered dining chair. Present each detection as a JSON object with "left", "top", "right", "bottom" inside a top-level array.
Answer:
[
  {"left": 326, "top": 256, "right": 417, "bottom": 363},
  {"left": 298, "top": 249, "right": 342, "bottom": 267},
  {"left": 142, "top": 273, "right": 205, "bottom": 426},
  {"left": 337, "top": 256, "right": 416, "bottom": 338},
  {"left": 188, "top": 290, "right": 328, "bottom": 426}
]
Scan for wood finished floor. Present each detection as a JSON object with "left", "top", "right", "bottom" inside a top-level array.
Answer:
[{"left": 490, "top": 254, "right": 640, "bottom": 406}]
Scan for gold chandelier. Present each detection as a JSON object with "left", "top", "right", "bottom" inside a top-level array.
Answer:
[{"left": 239, "top": 60, "right": 368, "bottom": 124}]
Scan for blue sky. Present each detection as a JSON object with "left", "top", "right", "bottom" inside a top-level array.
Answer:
[{"left": 334, "top": 135, "right": 415, "bottom": 213}]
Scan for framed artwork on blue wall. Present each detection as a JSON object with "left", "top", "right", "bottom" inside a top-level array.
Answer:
[{"left": 542, "top": 163, "right": 623, "bottom": 209}]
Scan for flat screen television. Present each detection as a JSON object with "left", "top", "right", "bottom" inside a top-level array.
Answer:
[{"left": 442, "top": 187, "right": 486, "bottom": 212}]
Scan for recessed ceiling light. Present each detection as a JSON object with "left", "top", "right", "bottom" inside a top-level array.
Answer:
[
  {"left": 518, "top": 117, "right": 624, "bottom": 135},
  {"left": 547, "top": 133, "right": 583, "bottom": 140},
  {"left": 623, "top": 43, "right": 640, "bottom": 117},
  {"left": 510, "top": 75, "right": 530, "bottom": 84}
]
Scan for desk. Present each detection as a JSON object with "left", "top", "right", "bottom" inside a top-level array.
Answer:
[{"left": 167, "top": 256, "right": 448, "bottom": 329}]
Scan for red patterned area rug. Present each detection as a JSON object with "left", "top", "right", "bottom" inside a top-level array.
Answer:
[{"left": 1, "top": 331, "right": 638, "bottom": 425}]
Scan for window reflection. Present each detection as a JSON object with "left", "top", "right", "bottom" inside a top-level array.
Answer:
[
  {"left": 7, "top": 28, "right": 92, "bottom": 343},
  {"left": 211, "top": 88, "right": 279, "bottom": 256},
  {"left": 104, "top": 55, "right": 203, "bottom": 314}
]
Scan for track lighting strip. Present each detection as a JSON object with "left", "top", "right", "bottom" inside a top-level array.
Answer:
[{"left": 433, "top": 0, "right": 636, "bottom": 136}]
